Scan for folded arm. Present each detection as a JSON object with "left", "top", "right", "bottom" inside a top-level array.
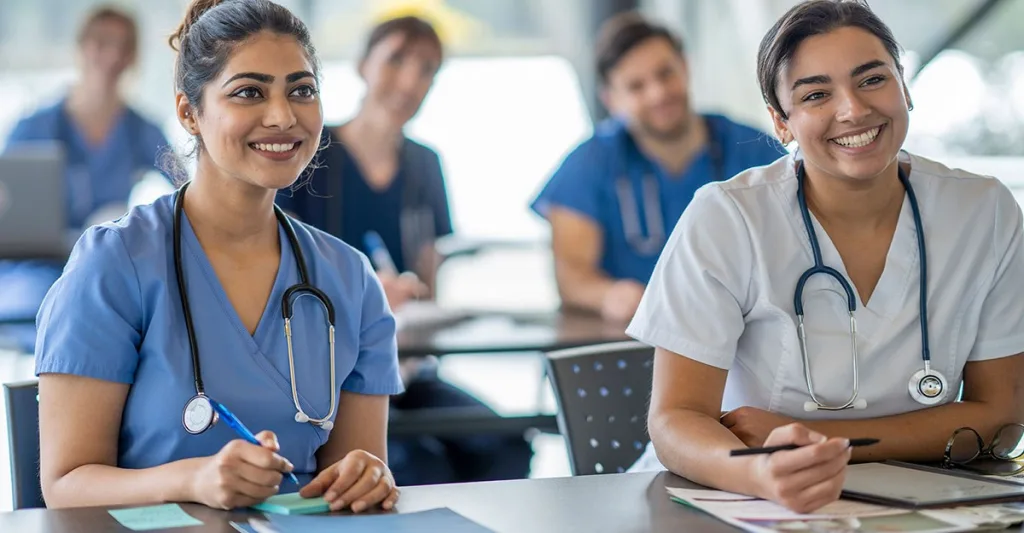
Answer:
[
  {"left": 802, "top": 354, "right": 1024, "bottom": 462},
  {"left": 647, "top": 348, "right": 763, "bottom": 492},
  {"left": 39, "top": 374, "right": 199, "bottom": 508}
]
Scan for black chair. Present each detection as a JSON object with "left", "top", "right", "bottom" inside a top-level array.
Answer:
[
  {"left": 544, "top": 341, "right": 654, "bottom": 476},
  {"left": 3, "top": 379, "right": 44, "bottom": 509}
]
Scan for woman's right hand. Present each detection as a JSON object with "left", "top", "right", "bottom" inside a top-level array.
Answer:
[
  {"left": 378, "top": 271, "right": 427, "bottom": 311},
  {"left": 188, "top": 431, "right": 294, "bottom": 510},
  {"left": 601, "top": 279, "right": 646, "bottom": 323},
  {"left": 752, "top": 423, "right": 852, "bottom": 514}
]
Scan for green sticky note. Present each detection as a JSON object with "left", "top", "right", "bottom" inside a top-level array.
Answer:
[
  {"left": 251, "top": 493, "right": 330, "bottom": 515},
  {"left": 108, "top": 504, "right": 203, "bottom": 531}
]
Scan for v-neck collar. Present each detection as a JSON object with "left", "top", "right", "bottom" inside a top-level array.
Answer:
[
  {"left": 179, "top": 212, "right": 292, "bottom": 345},
  {"left": 178, "top": 209, "right": 333, "bottom": 423},
  {"left": 779, "top": 156, "right": 920, "bottom": 323},
  {"left": 60, "top": 99, "right": 130, "bottom": 156}
]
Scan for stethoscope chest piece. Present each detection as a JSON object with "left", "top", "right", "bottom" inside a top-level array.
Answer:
[
  {"left": 909, "top": 368, "right": 947, "bottom": 405},
  {"left": 183, "top": 394, "right": 218, "bottom": 435}
]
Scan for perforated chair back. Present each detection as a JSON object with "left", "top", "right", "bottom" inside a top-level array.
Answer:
[
  {"left": 3, "top": 379, "right": 44, "bottom": 509},
  {"left": 544, "top": 341, "right": 654, "bottom": 475}
]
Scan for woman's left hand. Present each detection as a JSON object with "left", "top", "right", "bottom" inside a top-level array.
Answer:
[
  {"left": 721, "top": 407, "right": 797, "bottom": 448},
  {"left": 299, "top": 450, "right": 399, "bottom": 513}
]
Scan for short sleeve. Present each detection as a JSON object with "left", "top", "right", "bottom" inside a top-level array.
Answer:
[
  {"left": 34, "top": 226, "right": 144, "bottom": 383},
  {"left": 625, "top": 185, "right": 752, "bottom": 369},
  {"left": 969, "top": 186, "right": 1024, "bottom": 361},
  {"left": 530, "top": 142, "right": 604, "bottom": 224},
  {"left": 3, "top": 113, "right": 51, "bottom": 151},
  {"left": 341, "top": 255, "right": 404, "bottom": 395}
]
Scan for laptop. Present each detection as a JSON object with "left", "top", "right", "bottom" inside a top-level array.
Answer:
[{"left": 0, "top": 143, "right": 70, "bottom": 260}]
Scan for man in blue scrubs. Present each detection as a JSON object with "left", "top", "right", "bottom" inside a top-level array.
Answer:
[{"left": 531, "top": 13, "right": 785, "bottom": 323}]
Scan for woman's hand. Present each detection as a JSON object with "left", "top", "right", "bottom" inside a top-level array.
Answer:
[
  {"left": 751, "top": 423, "right": 851, "bottom": 514},
  {"left": 188, "top": 431, "right": 293, "bottom": 510},
  {"left": 601, "top": 279, "right": 646, "bottom": 323},
  {"left": 299, "top": 449, "right": 399, "bottom": 513},
  {"left": 378, "top": 271, "right": 427, "bottom": 311}
]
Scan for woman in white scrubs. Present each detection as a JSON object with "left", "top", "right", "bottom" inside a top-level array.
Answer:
[
  {"left": 628, "top": 0, "right": 1024, "bottom": 513},
  {"left": 34, "top": 0, "right": 403, "bottom": 512}
]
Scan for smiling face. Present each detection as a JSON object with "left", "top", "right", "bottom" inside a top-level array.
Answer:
[
  {"left": 79, "top": 16, "right": 136, "bottom": 83},
  {"left": 360, "top": 32, "right": 440, "bottom": 128},
  {"left": 769, "top": 26, "right": 911, "bottom": 183},
  {"left": 176, "top": 31, "right": 323, "bottom": 191},
  {"left": 602, "top": 36, "right": 692, "bottom": 142}
]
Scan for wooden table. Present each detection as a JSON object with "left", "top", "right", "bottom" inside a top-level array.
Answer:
[
  {"left": 0, "top": 472, "right": 740, "bottom": 532},
  {"left": 396, "top": 310, "right": 630, "bottom": 359}
]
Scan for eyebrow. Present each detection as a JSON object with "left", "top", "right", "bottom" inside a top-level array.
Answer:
[
  {"left": 790, "top": 59, "right": 888, "bottom": 91},
  {"left": 222, "top": 70, "right": 316, "bottom": 87}
]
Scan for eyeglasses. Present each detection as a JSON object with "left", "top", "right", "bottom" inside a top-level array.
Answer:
[{"left": 942, "top": 423, "right": 1024, "bottom": 476}]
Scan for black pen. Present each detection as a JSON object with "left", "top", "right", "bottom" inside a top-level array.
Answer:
[{"left": 730, "top": 438, "right": 879, "bottom": 457}]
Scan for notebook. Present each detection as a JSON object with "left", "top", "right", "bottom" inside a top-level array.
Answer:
[
  {"left": 250, "top": 493, "right": 330, "bottom": 515},
  {"left": 263, "top": 507, "right": 494, "bottom": 532},
  {"left": 843, "top": 461, "right": 1024, "bottom": 509}
]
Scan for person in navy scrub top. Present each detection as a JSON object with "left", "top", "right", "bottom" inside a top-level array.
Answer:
[
  {"left": 277, "top": 16, "right": 534, "bottom": 486},
  {"left": 0, "top": 6, "right": 170, "bottom": 351},
  {"left": 35, "top": 0, "right": 402, "bottom": 513},
  {"left": 530, "top": 13, "right": 785, "bottom": 323}
]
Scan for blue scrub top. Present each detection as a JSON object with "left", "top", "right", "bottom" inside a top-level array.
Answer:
[
  {"left": 276, "top": 128, "right": 453, "bottom": 273},
  {"left": 530, "top": 114, "right": 785, "bottom": 284},
  {"left": 4, "top": 98, "right": 171, "bottom": 227},
  {"left": 34, "top": 193, "right": 405, "bottom": 486}
]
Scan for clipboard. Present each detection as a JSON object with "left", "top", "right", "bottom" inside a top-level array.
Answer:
[{"left": 841, "top": 460, "right": 1024, "bottom": 509}]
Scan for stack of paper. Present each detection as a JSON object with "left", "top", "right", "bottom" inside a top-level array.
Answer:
[
  {"left": 250, "top": 493, "right": 329, "bottom": 515},
  {"left": 393, "top": 301, "right": 472, "bottom": 331},
  {"left": 666, "top": 488, "right": 984, "bottom": 533}
]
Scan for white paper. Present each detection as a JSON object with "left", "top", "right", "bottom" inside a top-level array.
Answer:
[
  {"left": 393, "top": 301, "right": 471, "bottom": 331},
  {"left": 667, "top": 488, "right": 976, "bottom": 533},
  {"left": 667, "top": 488, "right": 902, "bottom": 520}
]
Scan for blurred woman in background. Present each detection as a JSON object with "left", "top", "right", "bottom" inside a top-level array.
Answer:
[
  {"left": 277, "top": 16, "right": 534, "bottom": 486},
  {"left": 0, "top": 6, "right": 169, "bottom": 352}
]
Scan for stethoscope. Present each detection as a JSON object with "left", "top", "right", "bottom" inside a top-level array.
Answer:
[
  {"left": 173, "top": 182, "right": 339, "bottom": 434},
  {"left": 794, "top": 161, "right": 948, "bottom": 412},
  {"left": 617, "top": 118, "right": 724, "bottom": 255}
]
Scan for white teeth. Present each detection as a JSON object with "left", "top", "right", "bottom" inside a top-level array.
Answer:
[
  {"left": 251, "top": 143, "right": 296, "bottom": 152},
  {"left": 832, "top": 127, "right": 880, "bottom": 148}
]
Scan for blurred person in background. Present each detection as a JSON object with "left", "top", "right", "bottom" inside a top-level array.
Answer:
[
  {"left": 530, "top": 13, "right": 785, "bottom": 324},
  {"left": 0, "top": 6, "right": 170, "bottom": 352},
  {"left": 277, "top": 16, "right": 534, "bottom": 486}
]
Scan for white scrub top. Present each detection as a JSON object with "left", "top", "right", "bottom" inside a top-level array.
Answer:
[
  {"left": 627, "top": 151, "right": 1024, "bottom": 471},
  {"left": 34, "top": 192, "right": 404, "bottom": 488}
]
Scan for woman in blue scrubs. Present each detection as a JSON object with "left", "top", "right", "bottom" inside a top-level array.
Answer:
[
  {"left": 0, "top": 6, "right": 169, "bottom": 351},
  {"left": 35, "top": 0, "right": 402, "bottom": 512},
  {"left": 277, "top": 16, "right": 534, "bottom": 486}
]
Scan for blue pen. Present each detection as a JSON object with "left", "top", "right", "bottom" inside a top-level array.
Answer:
[
  {"left": 209, "top": 399, "right": 300, "bottom": 486},
  {"left": 364, "top": 231, "right": 398, "bottom": 275}
]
